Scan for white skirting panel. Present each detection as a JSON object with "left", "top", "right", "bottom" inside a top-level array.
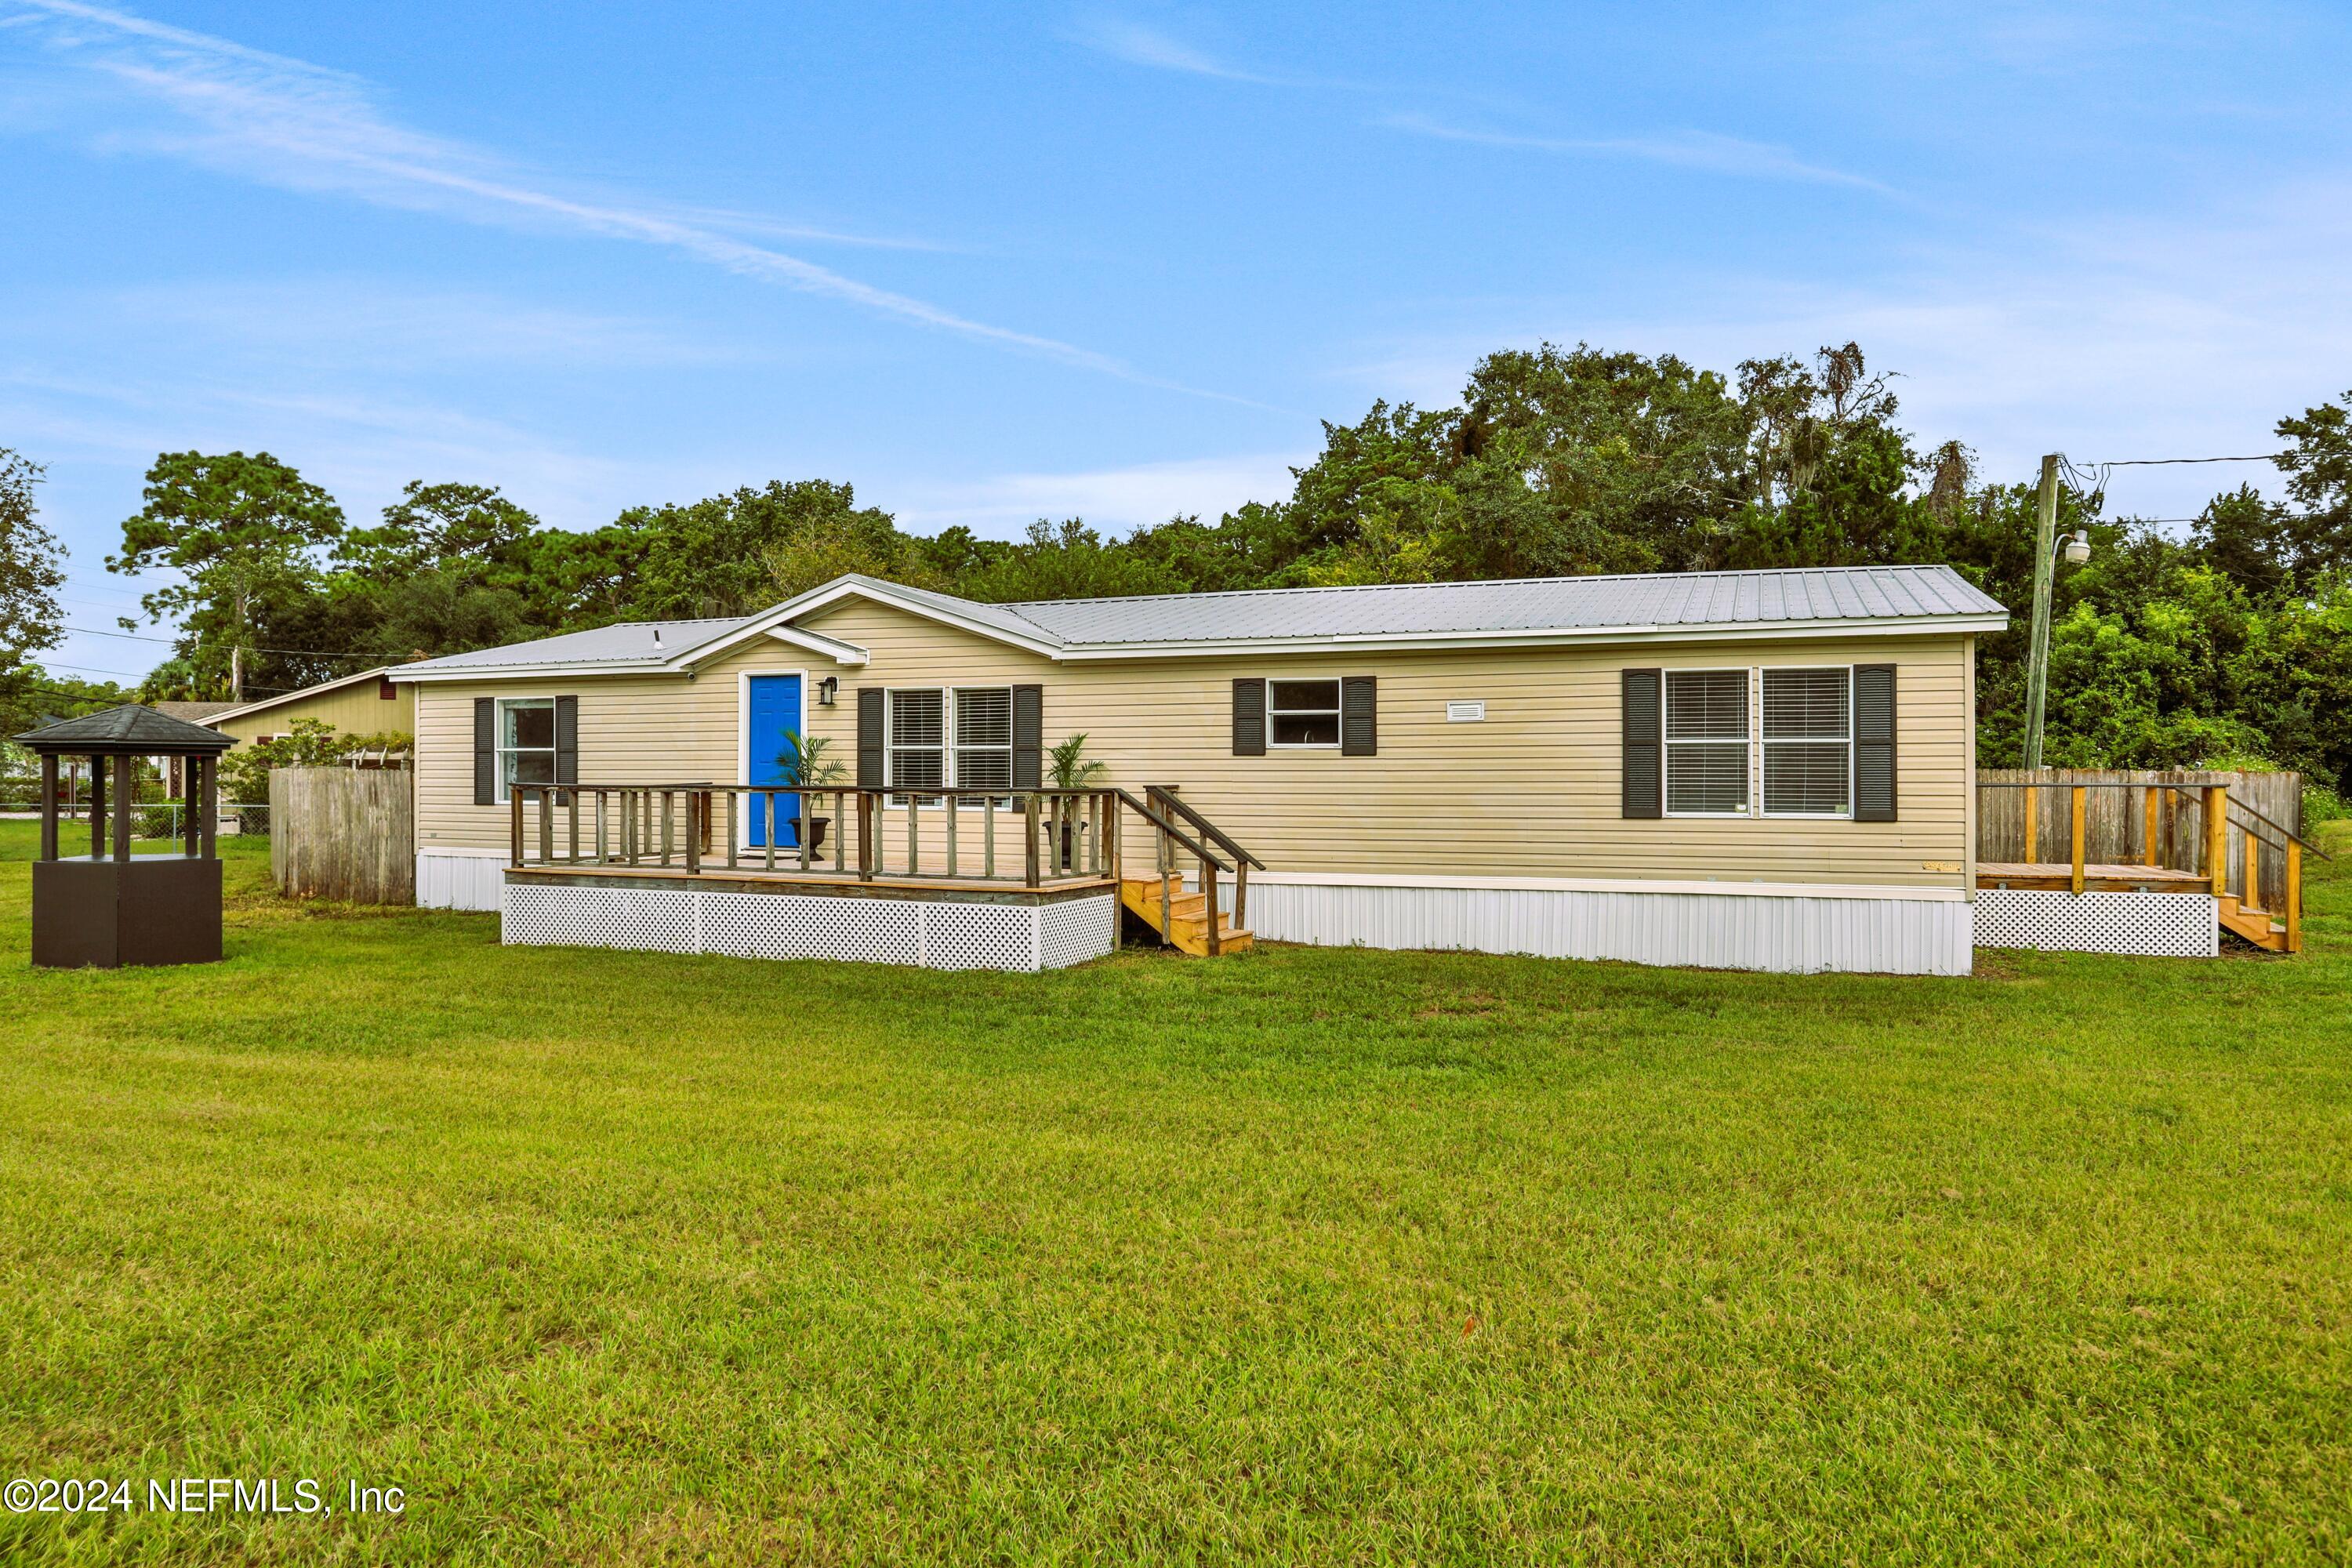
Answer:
[
  {"left": 1975, "top": 889, "right": 2217, "bottom": 957},
  {"left": 1244, "top": 881, "right": 1974, "bottom": 975},
  {"left": 501, "top": 880, "right": 1117, "bottom": 973},
  {"left": 416, "top": 851, "right": 506, "bottom": 911}
]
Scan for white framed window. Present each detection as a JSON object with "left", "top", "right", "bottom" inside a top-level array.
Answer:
[
  {"left": 1664, "top": 670, "right": 1750, "bottom": 816},
  {"left": 886, "top": 686, "right": 1019, "bottom": 805},
  {"left": 495, "top": 698, "right": 556, "bottom": 804},
  {"left": 887, "top": 688, "right": 945, "bottom": 799},
  {"left": 1762, "top": 666, "right": 1853, "bottom": 817},
  {"left": 952, "top": 687, "right": 1014, "bottom": 801},
  {"left": 1267, "top": 679, "right": 1341, "bottom": 748}
]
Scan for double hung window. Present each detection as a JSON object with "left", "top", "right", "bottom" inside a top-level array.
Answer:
[
  {"left": 496, "top": 698, "right": 556, "bottom": 804},
  {"left": 887, "top": 686, "right": 1016, "bottom": 804},
  {"left": 1267, "top": 680, "right": 1341, "bottom": 747},
  {"left": 1761, "top": 668, "right": 1853, "bottom": 816},
  {"left": 1664, "top": 670, "right": 1749, "bottom": 815}
]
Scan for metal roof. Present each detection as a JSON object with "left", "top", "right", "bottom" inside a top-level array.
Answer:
[
  {"left": 153, "top": 700, "right": 240, "bottom": 722},
  {"left": 16, "top": 704, "right": 237, "bottom": 753},
  {"left": 388, "top": 565, "right": 2006, "bottom": 677},
  {"left": 393, "top": 615, "right": 758, "bottom": 673},
  {"left": 1000, "top": 565, "right": 2005, "bottom": 646}
]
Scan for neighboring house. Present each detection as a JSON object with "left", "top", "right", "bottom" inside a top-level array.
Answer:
[
  {"left": 151, "top": 702, "right": 238, "bottom": 798},
  {"left": 390, "top": 566, "right": 2009, "bottom": 975},
  {"left": 204, "top": 667, "right": 415, "bottom": 753}
]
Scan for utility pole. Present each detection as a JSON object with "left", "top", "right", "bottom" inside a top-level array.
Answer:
[
  {"left": 2021, "top": 453, "right": 2060, "bottom": 770},
  {"left": 230, "top": 644, "right": 243, "bottom": 705}
]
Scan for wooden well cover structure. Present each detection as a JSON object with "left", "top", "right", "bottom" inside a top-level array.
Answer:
[{"left": 15, "top": 705, "right": 234, "bottom": 968}]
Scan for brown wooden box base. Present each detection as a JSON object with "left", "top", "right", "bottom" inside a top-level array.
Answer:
[{"left": 31, "top": 858, "right": 224, "bottom": 968}]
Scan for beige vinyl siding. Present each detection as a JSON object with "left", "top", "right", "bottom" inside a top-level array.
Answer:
[
  {"left": 216, "top": 679, "right": 414, "bottom": 750},
  {"left": 416, "top": 598, "right": 1974, "bottom": 889}
]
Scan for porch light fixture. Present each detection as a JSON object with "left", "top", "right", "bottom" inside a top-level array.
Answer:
[{"left": 817, "top": 676, "right": 839, "bottom": 706}]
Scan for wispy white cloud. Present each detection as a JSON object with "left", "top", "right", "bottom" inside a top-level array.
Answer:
[
  {"left": 1382, "top": 113, "right": 1894, "bottom": 194},
  {"left": 2, "top": 0, "right": 1243, "bottom": 395},
  {"left": 1332, "top": 175, "right": 2352, "bottom": 520},
  {"left": 1065, "top": 15, "right": 1284, "bottom": 84}
]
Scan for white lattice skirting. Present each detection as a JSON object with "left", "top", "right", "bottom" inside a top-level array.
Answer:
[
  {"left": 1974, "top": 889, "right": 2218, "bottom": 957},
  {"left": 501, "top": 881, "right": 1117, "bottom": 971}
]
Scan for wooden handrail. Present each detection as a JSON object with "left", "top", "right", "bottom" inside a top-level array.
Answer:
[
  {"left": 1145, "top": 784, "right": 1265, "bottom": 869},
  {"left": 2223, "top": 794, "right": 2334, "bottom": 860},
  {"left": 1109, "top": 789, "right": 1230, "bottom": 874}
]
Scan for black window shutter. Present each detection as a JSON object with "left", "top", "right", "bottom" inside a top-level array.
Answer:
[
  {"left": 1341, "top": 676, "right": 1377, "bottom": 756},
  {"left": 1232, "top": 678, "right": 1265, "bottom": 756},
  {"left": 473, "top": 697, "right": 496, "bottom": 806},
  {"left": 1854, "top": 664, "right": 1897, "bottom": 822},
  {"left": 554, "top": 696, "right": 579, "bottom": 790},
  {"left": 1621, "top": 669, "right": 1662, "bottom": 818},
  {"left": 1011, "top": 684, "right": 1044, "bottom": 789},
  {"left": 857, "top": 688, "right": 885, "bottom": 788}
]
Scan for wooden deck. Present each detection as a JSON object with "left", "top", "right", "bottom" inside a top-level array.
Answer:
[
  {"left": 507, "top": 862, "right": 1116, "bottom": 903},
  {"left": 1976, "top": 862, "right": 2209, "bottom": 892}
]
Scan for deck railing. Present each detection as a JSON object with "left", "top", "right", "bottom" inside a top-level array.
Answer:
[
  {"left": 511, "top": 783, "right": 1125, "bottom": 887},
  {"left": 1979, "top": 778, "right": 2328, "bottom": 950}
]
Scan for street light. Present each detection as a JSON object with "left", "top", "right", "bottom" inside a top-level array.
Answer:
[{"left": 2061, "top": 529, "right": 2092, "bottom": 566}]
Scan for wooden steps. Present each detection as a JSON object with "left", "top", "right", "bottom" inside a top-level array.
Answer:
[
  {"left": 1120, "top": 877, "right": 1253, "bottom": 956},
  {"left": 2218, "top": 895, "right": 2294, "bottom": 953}
]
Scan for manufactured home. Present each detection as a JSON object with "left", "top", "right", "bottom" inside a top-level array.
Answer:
[{"left": 390, "top": 566, "right": 2009, "bottom": 975}]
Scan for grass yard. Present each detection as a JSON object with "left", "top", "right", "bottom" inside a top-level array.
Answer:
[{"left": 2, "top": 820, "right": 2349, "bottom": 1565}]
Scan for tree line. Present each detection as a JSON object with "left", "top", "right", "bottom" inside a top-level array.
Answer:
[{"left": 5, "top": 341, "right": 2351, "bottom": 797}]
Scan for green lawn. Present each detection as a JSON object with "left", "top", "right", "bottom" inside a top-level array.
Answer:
[{"left": 2, "top": 820, "right": 2349, "bottom": 1565}]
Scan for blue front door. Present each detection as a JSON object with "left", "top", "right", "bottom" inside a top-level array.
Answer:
[{"left": 746, "top": 674, "right": 803, "bottom": 847}]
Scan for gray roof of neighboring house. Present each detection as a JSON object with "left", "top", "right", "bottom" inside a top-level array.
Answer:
[
  {"left": 998, "top": 565, "right": 2005, "bottom": 645},
  {"left": 393, "top": 615, "right": 758, "bottom": 673},
  {"left": 16, "top": 704, "right": 237, "bottom": 753},
  {"left": 387, "top": 565, "right": 2006, "bottom": 675},
  {"left": 154, "top": 700, "right": 241, "bottom": 722}
]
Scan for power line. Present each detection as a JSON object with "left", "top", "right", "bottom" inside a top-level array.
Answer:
[
  {"left": 61, "top": 623, "right": 386, "bottom": 662},
  {"left": 2093, "top": 453, "right": 2292, "bottom": 466}
]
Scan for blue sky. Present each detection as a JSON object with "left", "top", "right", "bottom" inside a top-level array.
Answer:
[{"left": 5, "top": 1, "right": 2350, "bottom": 684}]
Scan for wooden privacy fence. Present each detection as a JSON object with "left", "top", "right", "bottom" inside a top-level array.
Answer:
[
  {"left": 1977, "top": 768, "right": 2302, "bottom": 911},
  {"left": 270, "top": 767, "right": 415, "bottom": 904}
]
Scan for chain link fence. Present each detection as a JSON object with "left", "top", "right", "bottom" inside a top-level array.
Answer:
[{"left": 0, "top": 800, "right": 273, "bottom": 837}]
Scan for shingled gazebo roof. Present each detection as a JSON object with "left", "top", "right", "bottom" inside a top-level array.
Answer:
[{"left": 14, "top": 704, "right": 237, "bottom": 755}]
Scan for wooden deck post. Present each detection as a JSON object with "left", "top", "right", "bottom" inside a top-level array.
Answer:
[
  {"left": 856, "top": 792, "right": 875, "bottom": 882},
  {"left": 1024, "top": 793, "right": 1041, "bottom": 887},
  {"left": 2245, "top": 832, "right": 2260, "bottom": 911},
  {"left": 539, "top": 786, "right": 554, "bottom": 866},
  {"left": 510, "top": 785, "right": 524, "bottom": 865},
  {"left": 2069, "top": 785, "right": 2086, "bottom": 895},
  {"left": 1201, "top": 852, "right": 1220, "bottom": 956},
  {"left": 2286, "top": 839, "right": 2303, "bottom": 953},
  {"left": 2143, "top": 786, "right": 2161, "bottom": 868},
  {"left": 684, "top": 792, "right": 701, "bottom": 875},
  {"left": 2205, "top": 785, "right": 2228, "bottom": 898},
  {"left": 2022, "top": 784, "right": 2038, "bottom": 863}
]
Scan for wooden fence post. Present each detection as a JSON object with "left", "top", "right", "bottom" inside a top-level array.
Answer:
[
  {"left": 2205, "top": 785, "right": 2228, "bottom": 898},
  {"left": 2068, "top": 785, "right": 2086, "bottom": 895}
]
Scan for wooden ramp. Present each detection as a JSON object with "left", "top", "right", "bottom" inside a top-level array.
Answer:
[{"left": 1122, "top": 877, "right": 1253, "bottom": 956}]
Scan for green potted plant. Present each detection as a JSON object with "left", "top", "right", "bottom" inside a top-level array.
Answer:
[
  {"left": 1047, "top": 734, "right": 1105, "bottom": 866},
  {"left": 775, "top": 731, "right": 845, "bottom": 853}
]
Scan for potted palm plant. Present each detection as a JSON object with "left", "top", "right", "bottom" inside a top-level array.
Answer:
[
  {"left": 1047, "top": 734, "right": 1105, "bottom": 868},
  {"left": 775, "top": 731, "right": 845, "bottom": 853}
]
